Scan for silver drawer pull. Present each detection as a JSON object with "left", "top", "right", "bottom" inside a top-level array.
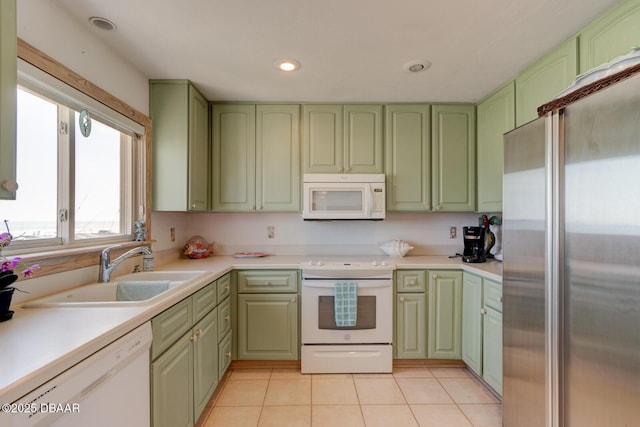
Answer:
[
  {"left": 497, "top": 296, "right": 503, "bottom": 303},
  {"left": 480, "top": 308, "right": 487, "bottom": 315},
  {"left": 399, "top": 296, "right": 405, "bottom": 302},
  {"left": 225, "top": 351, "right": 231, "bottom": 358},
  {"left": 224, "top": 315, "right": 230, "bottom": 321},
  {"left": 290, "top": 296, "right": 297, "bottom": 303},
  {"left": 408, "top": 279, "right": 416, "bottom": 285}
]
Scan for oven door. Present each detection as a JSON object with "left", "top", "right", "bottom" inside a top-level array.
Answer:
[{"left": 301, "top": 279, "right": 392, "bottom": 344}]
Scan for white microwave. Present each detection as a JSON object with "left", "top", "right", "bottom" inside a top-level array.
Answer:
[{"left": 302, "top": 174, "right": 386, "bottom": 220}]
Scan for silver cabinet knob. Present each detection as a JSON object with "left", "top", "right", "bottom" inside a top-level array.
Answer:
[
  {"left": 399, "top": 296, "right": 405, "bottom": 302},
  {"left": 480, "top": 308, "right": 487, "bottom": 315},
  {"left": 431, "top": 273, "right": 438, "bottom": 279},
  {"left": 408, "top": 279, "right": 416, "bottom": 286},
  {"left": 224, "top": 315, "right": 230, "bottom": 321},
  {"left": 497, "top": 296, "right": 503, "bottom": 303}
]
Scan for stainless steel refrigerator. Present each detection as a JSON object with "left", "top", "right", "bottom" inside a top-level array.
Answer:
[{"left": 502, "top": 74, "right": 640, "bottom": 427}]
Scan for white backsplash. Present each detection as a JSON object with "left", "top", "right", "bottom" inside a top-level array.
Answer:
[{"left": 173, "top": 211, "right": 487, "bottom": 256}]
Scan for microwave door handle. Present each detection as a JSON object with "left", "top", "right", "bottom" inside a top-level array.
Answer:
[{"left": 366, "top": 185, "right": 373, "bottom": 217}]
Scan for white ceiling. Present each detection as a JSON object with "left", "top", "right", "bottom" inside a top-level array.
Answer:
[{"left": 50, "top": 0, "right": 618, "bottom": 103}]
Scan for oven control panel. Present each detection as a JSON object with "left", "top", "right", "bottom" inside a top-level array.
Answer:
[{"left": 301, "top": 259, "right": 396, "bottom": 271}]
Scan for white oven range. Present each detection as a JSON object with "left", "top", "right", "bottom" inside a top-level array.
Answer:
[{"left": 300, "top": 258, "right": 394, "bottom": 374}]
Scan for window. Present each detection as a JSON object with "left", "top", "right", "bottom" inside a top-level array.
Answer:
[{"left": 0, "top": 60, "right": 145, "bottom": 249}]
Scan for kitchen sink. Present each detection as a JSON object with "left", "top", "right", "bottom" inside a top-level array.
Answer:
[{"left": 22, "top": 271, "right": 208, "bottom": 308}]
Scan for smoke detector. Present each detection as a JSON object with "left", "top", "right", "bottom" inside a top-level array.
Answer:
[
  {"left": 403, "top": 60, "right": 431, "bottom": 73},
  {"left": 89, "top": 17, "right": 117, "bottom": 31}
]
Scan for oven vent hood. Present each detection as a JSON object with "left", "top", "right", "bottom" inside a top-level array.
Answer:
[{"left": 302, "top": 174, "right": 386, "bottom": 221}]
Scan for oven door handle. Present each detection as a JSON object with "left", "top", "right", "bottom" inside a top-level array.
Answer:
[{"left": 302, "top": 281, "right": 391, "bottom": 289}]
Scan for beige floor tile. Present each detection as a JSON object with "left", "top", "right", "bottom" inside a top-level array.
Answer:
[
  {"left": 396, "top": 378, "right": 454, "bottom": 404},
  {"left": 429, "top": 367, "right": 474, "bottom": 379},
  {"left": 258, "top": 405, "right": 311, "bottom": 427},
  {"left": 264, "top": 378, "right": 312, "bottom": 406},
  {"left": 393, "top": 367, "right": 434, "bottom": 378},
  {"left": 354, "top": 378, "right": 406, "bottom": 404},
  {"left": 312, "top": 378, "right": 359, "bottom": 405},
  {"left": 458, "top": 403, "right": 503, "bottom": 427},
  {"left": 410, "top": 404, "right": 472, "bottom": 427},
  {"left": 361, "top": 405, "right": 418, "bottom": 427},
  {"left": 271, "top": 368, "right": 307, "bottom": 379},
  {"left": 204, "top": 406, "right": 261, "bottom": 427},
  {"left": 216, "top": 380, "right": 269, "bottom": 407},
  {"left": 230, "top": 368, "right": 272, "bottom": 380},
  {"left": 312, "top": 405, "right": 365, "bottom": 427},
  {"left": 438, "top": 378, "right": 500, "bottom": 404}
]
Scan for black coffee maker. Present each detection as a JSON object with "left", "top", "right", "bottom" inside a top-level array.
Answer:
[{"left": 462, "top": 226, "right": 487, "bottom": 263}]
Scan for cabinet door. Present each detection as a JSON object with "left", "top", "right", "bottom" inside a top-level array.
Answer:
[
  {"left": 193, "top": 308, "right": 218, "bottom": 420},
  {"left": 477, "top": 82, "right": 515, "bottom": 213},
  {"left": 428, "top": 270, "right": 463, "bottom": 359},
  {"left": 0, "top": 0, "right": 16, "bottom": 200},
  {"left": 515, "top": 38, "right": 578, "bottom": 127},
  {"left": 218, "top": 330, "right": 233, "bottom": 381},
  {"left": 343, "top": 104, "right": 383, "bottom": 173},
  {"left": 302, "top": 104, "right": 343, "bottom": 173},
  {"left": 237, "top": 294, "right": 298, "bottom": 359},
  {"left": 461, "top": 273, "right": 483, "bottom": 375},
  {"left": 152, "top": 332, "right": 193, "bottom": 427},
  {"left": 431, "top": 105, "right": 476, "bottom": 212},
  {"left": 188, "top": 86, "right": 209, "bottom": 211},
  {"left": 217, "top": 297, "right": 232, "bottom": 341},
  {"left": 396, "top": 293, "right": 427, "bottom": 359},
  {"left": 256, "top": 105, "right": 300, "bottom": 211},
  {"left": 579, "top": 0, "right": 640, "bottom": 73},
  {"left": 152, "top": 297, "right": 193, "bottom": 360},
  {"left": 385, "top": 105, "right": 431, "bottom": 211},
  {"left": 211, "top": 104, "right": 256, "bottom": 211},
  {"left": 483, "top": 307, "right": 502, "bottom": 396}
]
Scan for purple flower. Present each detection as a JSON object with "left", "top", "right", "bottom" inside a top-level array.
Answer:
[
  {"left": 0, "top": 232, "right": 11, "bottom": 247},
  {"left": 1, "top": 257, "right": 20, "bottom": 272},
  {"left": 22, "top": 264, "right": 40, "bottom": 277}
]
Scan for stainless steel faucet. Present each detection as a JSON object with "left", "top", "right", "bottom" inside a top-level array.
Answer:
[{"left": 98, "top": 245, "right": 152, "bottom": 283}]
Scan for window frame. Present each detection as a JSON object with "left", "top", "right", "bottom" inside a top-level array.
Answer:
[{"left": 3, "top": 39, "right": 152, "bottom": 275}]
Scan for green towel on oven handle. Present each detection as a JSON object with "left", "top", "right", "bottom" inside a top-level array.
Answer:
[{"left": 334, "top": 282, "right": 357, "bottom": 327}]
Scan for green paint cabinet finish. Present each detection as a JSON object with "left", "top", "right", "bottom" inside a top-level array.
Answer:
[
  {"left": 396, "top": 293, "right": 427, "bottom": 359},
  {"left": 237, "top": 293, "right": 298, "bottom": 360},
  {"left": 0, "top": 0, "right": 16, "bottom": 200},
  {"left": 579, "top": 0, "right": 640, "bottom": 73},
  {"left": 461, "top": 272, "right": 503, "bottom": 396},
  {"left": 385, "top": 105, "right": 431, "bottom": 211},
  {"left": 237, "top": 270, "right": 299, "bottom": 293},
  {"left": 476, "top": 82, "right": 515, "bottom": 213},
  {"left": 427, "top": 270, "right": 462, "bottom": 359},
  {"left": 515, "top": 38, "right": 578, "bottom": 127},
  {"left": 461, "top": 272, "right": 483, "bottom": 375},
  {"left": 431, "top": 105, "right": 476, "bottom": 212},
  {"left": 396, "top": 270, "right": 427, "bottom": 293},
  {"left": 150, "top": 80, "right": 209, "bottom": 211},
  {"left": 212, "top": 104, "right": 300, "bottom": 212},
  {"left": 302, "top": 104, "right": 383, "bottom": 173},
  {"left": 151, "top": 274, "right": 232, "bottom": 426}
]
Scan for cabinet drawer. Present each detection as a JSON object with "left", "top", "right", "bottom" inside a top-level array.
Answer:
[
  {"left": 217, "top": 273, "right": 231, "bottom": 301},
  {"left": 152, "top": 297, "right": 193, "bottom": 360},
  {"left": 193, "top": 281, "right": 217, "bottom": 323},
  {"left": 237, "top": 270, "right": 298, "bottom": 293},
  {"left": 217, "top": 297, "right": 232, "bottom": 342},
  {"left": 218, "top": 331, "right": 233, "bottom": 381},
  {"left": 483, "top": 279, "right": 503, "bottom": 312},
  {"left": 396, "top": 270, "right": 426, "bottom": 292}
]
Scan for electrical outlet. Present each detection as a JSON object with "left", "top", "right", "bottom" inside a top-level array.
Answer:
[
  {"left": 267, "top": 225, "right": 275, "bottom": 239},
  {"left": 170, "top": 227, "right": 176, "bottom": 242},
  {"left": 449, "top": 226, "right": 457, "bottom": 239}
]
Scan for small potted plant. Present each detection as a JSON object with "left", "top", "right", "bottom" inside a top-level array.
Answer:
[{"left": 1, "top": 223, "right": 40, "bottom": 321}]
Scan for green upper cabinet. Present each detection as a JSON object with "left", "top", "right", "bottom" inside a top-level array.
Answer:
[
  {"left": 431, "top": 105, "right": 476, "bottom": 212},
  {"left": 0, "top": 0, "right": 17, "bottom": 200},
  {"left": 515, "top": 37, "right": 578, "bottom": 126},
  {"left": 476, "top": 81, "right": 515, "bottom": 213},
  {"left": 385, "top": 104, "right": 431, "bottom": 211},
  {"left": 303, "top": 104, "right": 383, "bottom": 174},
  {"left": 256, "top": 105, "right": 300, "bottom": 211},
  {"left": 212, "top": 104, "right": 300, "bottom": 212},
  {"left": 150, "top": 80, "right": 209, "bottom": 211},
  {"left": 427, "top": 270, "right": 463, "bottom": 359},
  {"left": 211, "top": 104, "right": 256, "bottom": 211},
  {"left": 579, "top": 0, "right": 640, "bottom": 73}
]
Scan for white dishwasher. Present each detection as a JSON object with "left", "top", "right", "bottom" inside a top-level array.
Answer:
[{"left": 9, "top": 322, "right": 152, "bottom": 427}]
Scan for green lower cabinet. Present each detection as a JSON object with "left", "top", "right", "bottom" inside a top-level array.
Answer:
[
  {"left": 237, "top": 293, "right": 298, "bottom": 360},
  {"left": 218, "top": 330, "right": 233, "bottom": 381},
  {"left": 395, "top": 293, "right": 427, "bottom": 358},
  {"left": 427, "top": 270, "right": 462, "bottom": 359},
  {"left": 152, "top": 332, "right": 194, "bottom": 427},
  {"left": 193, "top": 308, "right": 219, "bottom": 420},
  {"left": 483, "top": 307, "right": 502, "bottom": 395},
  {"left": 461, "top": 273, "right": 483, "bottom": 375}
]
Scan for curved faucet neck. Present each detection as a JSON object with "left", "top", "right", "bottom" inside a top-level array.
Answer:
[{"left": 99, "top": 245, "right": 152, "bottom": 283}]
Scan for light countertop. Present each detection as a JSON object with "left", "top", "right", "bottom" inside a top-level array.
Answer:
[{"left": 0, "top": 255, "right": 501, "bottom": 403}]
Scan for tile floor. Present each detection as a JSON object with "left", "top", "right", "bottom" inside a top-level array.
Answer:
[{"left": 199, "top": 366, "right": 501, "bottom": 427}]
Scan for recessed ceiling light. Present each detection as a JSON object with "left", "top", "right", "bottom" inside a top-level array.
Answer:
[
  {"left": 89, "top": 16, "right": 117, "bottom": 31},
  {"left": 403, "top": 59, "right": 431, "bottom": 73},
  {"left": 274, "top": 59, "right": 301, "bottom": 72}
]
